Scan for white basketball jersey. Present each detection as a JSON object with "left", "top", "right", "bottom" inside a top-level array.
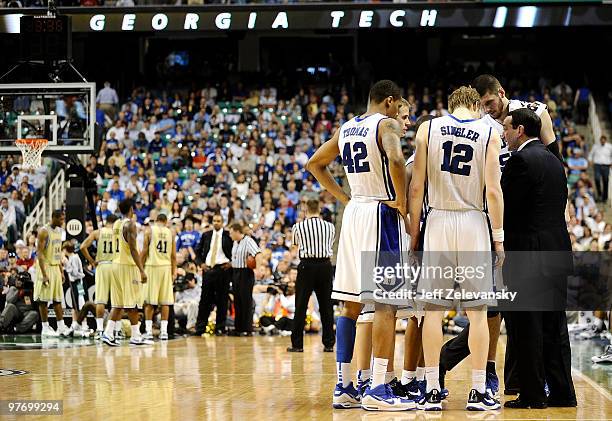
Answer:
[
  {"left": 427, "top": 115, "right": 493, "bottom": 211},
  {"left": 483, "top": 99, "right": 547, "bottom": 171},
  {"left": 338, "top": 113, "right": 395, "bottom": 201}
]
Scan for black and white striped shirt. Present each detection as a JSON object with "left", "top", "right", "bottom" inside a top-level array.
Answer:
[
  {"left": 232, "top": 235, "right": 261, "bottom": 268},
  {"left": 292, "top": 217, "right": 335, "bottom": 259}
]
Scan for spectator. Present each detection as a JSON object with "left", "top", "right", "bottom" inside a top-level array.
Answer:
[
  {"left": 566, "top": 148, "right": 589, "bottom": 185},
  {"left": 174, "top": 272, "right": 201, "bottom": 333},
  {"left": 0, "top": 272, "right": 38, "bottom": 333},
  {"left": 588, "top": 135, "right": 612, "bottom": 202},
  {"left": 96, "top": 81, "right": 119, "bottom": 119}
]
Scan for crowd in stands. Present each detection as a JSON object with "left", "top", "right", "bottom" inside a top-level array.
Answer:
[{"left": 0, "top": 76, "right": 609, "bottom": 336}]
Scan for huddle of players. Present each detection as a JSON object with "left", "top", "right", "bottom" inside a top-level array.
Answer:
[
  {"left": 33, "top": 200, "right": 176, "bottom": 345},
  {"left": 308, "top": 76, "right": 558, "bottom": 412},
  {"left": 78, "top": 199, "right": 177, "bottom": 346}
]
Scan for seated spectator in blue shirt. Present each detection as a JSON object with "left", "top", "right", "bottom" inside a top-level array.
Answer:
[
  {"left": 134, "top": 200, "right": 150, "bottom": 224},
  {"left": 567, "top": 147, "right": 589, "bottom": 185},
  {"left": 275, "top": 196, "right": 296, "bottom": 225},
  {"left": 158, "top": 112, "right": 176, "bottom": 136},
  {"left": 177, "top": 218, "right": 201, "bottom": 252},
  {"left": 96, "top": 200, "right": 112, "bottom": 221},
  {"left": 155, "top": 155, "right": 173, "bottom": 177},
  {"left": 284, "top": 181, "right": 300, "bottom": 206},
  {"left": 149, "top": 133, "right": 165, "bottom": 154},
  {"left": 109, "top": 182, "right": 125, "bottom": 202}
]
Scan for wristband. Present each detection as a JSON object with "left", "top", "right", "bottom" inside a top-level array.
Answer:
[{"left": 492, "top": 228, "right": 504, "bottom": 243}]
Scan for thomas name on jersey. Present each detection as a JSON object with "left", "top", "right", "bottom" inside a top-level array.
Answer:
[
  {"left": 342, "top": 126, "right": 370, "bottom": 138},
  {"left": 440, "top": 126, "right": 480, "bottom": 141}
]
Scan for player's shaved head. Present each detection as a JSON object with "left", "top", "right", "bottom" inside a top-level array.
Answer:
[
  {"left": 106, "top": 214, "right": 118, "bottom": 224},
  {"left": 157, "top": 213, "right": 168, "bottom": 223},
  {"left": 118, "top": 199, "right": 134, "bottom": 216},
  {"left": 369, "top": 80, "right": 401, "bottom": 104},
  {"left": 472, "top": 74, "right": 502, "bottom": 96}
]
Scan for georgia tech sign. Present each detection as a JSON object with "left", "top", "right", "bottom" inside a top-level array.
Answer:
[
  {"left": 87, "top": 9, "right": 439, "bottom": 32},
  {"left": 0, "top": 4, "right": 609, "bottom": 33}
]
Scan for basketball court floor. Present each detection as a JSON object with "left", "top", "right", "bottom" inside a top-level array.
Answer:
[{"left": 1, "top": 334, "right": 610, "bottom": 420}]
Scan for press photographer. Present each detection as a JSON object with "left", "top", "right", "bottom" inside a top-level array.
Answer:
[{"left": 0, "top": 271, "right": 38, "bottom": 333}]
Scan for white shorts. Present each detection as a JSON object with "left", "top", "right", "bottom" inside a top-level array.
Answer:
[
  {"left": 357, "top": 303, "right": 420, "bottom": 323},
  {"left": 417, "top": 208, "right": 495, "bottom": 308},
  {"left": 333, "top": 199, "right": 409, "bottom": 304}
]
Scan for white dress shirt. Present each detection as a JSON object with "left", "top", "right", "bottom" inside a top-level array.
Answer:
[
  {"left": 205, "top": 229, "right": 229, "bottom": 266},
  {"left": 517, "top": 138, "right": 539, "bottom": 152}
]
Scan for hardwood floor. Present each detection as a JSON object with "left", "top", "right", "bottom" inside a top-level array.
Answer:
[{"left": 1, "top": 334, "right": 610, "bottom": 420}]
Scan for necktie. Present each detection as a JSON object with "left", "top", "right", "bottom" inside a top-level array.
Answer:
[{"left": 210, "top": 231, "right": 219, "bottom": 267}]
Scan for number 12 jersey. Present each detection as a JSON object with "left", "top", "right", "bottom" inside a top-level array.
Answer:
[{"left": 427, "top": 114, "right": 493, "bottom": 211}]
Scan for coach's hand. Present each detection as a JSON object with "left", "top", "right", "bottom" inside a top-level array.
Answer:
[
  {"left": 493, "top": 242, "right": 505, "bottom": 268},
  {"left": 140, "top": 270, "right": 148, "bottom": 284},
  {"left": 201, "top": 264, "right": 210, "bottom": 273}
]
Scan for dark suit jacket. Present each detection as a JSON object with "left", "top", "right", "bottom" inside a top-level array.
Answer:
[
  {"left": 501, "top": 139, "right": 572, "bottom": 306},
  {"left": 195, "top": 229, "right": 233, "bottom": 266}
]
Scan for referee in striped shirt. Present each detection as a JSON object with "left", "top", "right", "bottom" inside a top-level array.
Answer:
[
  {"left": 287, "top": 199, "right": 336, "bottom": 353},
  {"left": 229, "top": 223, "right": 261, "bottom": 337}
]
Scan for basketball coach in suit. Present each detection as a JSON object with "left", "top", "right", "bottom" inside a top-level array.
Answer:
[
  {"left": 501, "top": 108, "right": 576, "bottom": 409},
  {"left": 194, "top": 213, "right": 234, "bottom": 336}
]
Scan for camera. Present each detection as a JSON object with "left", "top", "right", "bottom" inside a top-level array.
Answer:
[
  {"left": 8, "top": 271, "right": 34, "bottom": 291},
  {"left": 174, "top": 274, "right": 187, "bottom": 292},
  {"left": 266, "top": 286, "right": 279, "bottom": 295},
  {"left": 174, "top": 272, "right": 195, "bottom": 292}
]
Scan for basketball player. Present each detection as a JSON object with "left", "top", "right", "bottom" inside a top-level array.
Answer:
[
  {"left": 80, "top": 214, "right": 119, "bottom": 339},
  {"left": 101, "top": 199, "right": 152, "bottom": 346},
  {"left": 465, "top": 74, "right": 561, "bottom": 397},
  {"left": 34, "top": 209, "right": 71, "bottom": 337},
  {"left": 141, "top": 213, "right": 177, "bottom": 341},
  {"left": 409, "top": 87, "right": 504, "bottom": 411},
  {"left": 308, "top": 80, "right": 413, "bottom": 411},
  {"left": 472, "top": 74, "right": 563, "bottom": 168},
  {"left": 352, "top": 99, "right": 421, "bottom": 399}
]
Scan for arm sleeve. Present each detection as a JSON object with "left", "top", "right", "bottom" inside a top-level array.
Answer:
[{"left": 546, "top": 141, "right": 564, "bottom": 163}]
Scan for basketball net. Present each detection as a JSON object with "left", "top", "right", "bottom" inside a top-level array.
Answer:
[{"left": 15, "top": 139, "right": 48, "bottom": 170}]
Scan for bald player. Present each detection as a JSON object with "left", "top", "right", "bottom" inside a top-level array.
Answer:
[{"left": 141, "top": 213, "right": 177, "bottom": 341}]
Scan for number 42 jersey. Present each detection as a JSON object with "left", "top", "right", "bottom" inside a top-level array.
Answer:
[
  {"left": 338, "top": 113, "right": 396, "bottom": 201},
  {"left": 427, "top": 115, "right": 493, "bottom": 211}
]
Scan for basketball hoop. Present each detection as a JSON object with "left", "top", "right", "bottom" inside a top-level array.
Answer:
[{"left": 15, "top": 138, "right": 48, "bottom": 170}]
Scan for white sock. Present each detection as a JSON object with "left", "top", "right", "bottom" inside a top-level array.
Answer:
[
  {"left": 57, "top": 320, "right": 66, "bottom": 331},
  {"left": 338, "top": 362, "right": 352, "bottom": 388},
  {"left": 81, "top": 321, "right": 88, "bottom": 330},
  {"left": 42, "top": 321, "right": 49, "bottom": 329},
  {"left": 357, "top": 369, "right": 371, "bottom": 385},
  {"left": 161, "top": 320, "right": 168, "bottom": 335},
  {"left": 145, "top": 320, "right": 153, "bottom": 334},
  {"left": 372, "top": 358, "right": 388, "bottom": 389},
  {"left": 401, "top": 370, "right": 416, "bottom": 385},
  {"left": 416, "top": 367, "right": 426, "bottom": 381},
  {"left": 472, "top": 369, "right": 486, "bottom": 394},
  {"left": 425, "top": 366, "right": 440, "bottom": 393},
  {"left": 96, "top": 318, "right": 104, "bottom": 331},
  {"left": 104, "top": 320, "right": 115, "bottom": 338},
  {"left": 71, "top": 320, "right": 79, "bottom": 329},
  {"left": 385, "top": 371, "right": 395, "bottom": 384},
  {"left": 131, "top": 325, "right": 141, "bottom": 340}
]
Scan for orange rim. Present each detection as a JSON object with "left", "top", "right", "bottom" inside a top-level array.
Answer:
[{"left": 16, "top": 138, "right": 48, "bottom": 147}]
